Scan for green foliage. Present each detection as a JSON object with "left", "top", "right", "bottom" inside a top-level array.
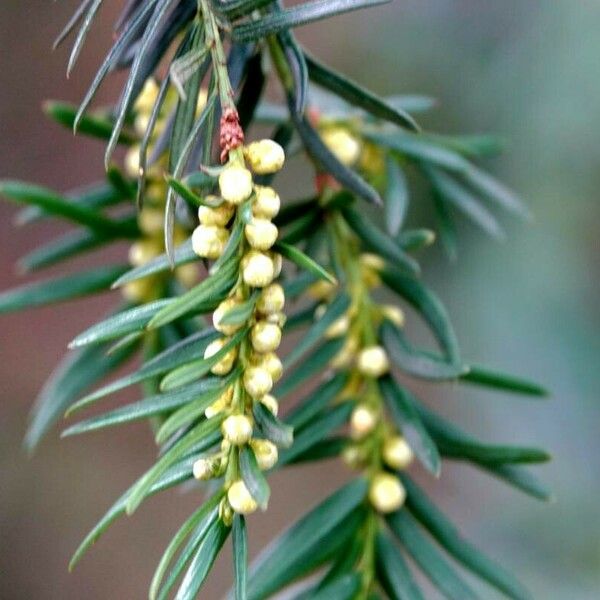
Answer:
[{"left": 1, "top": 1, "right": 550, "bottom": 598}]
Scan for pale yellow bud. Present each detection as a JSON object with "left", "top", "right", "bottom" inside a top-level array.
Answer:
[
  {"left": 256, "top": 283, "right": 285, "bottom": 314},
  {"left": 383, "top": 436, "right": 414, "bottom": 470},
  {"left": 137, "top": 207, "right": 164, "bottom": 235},
  {"left": 193, "top": 456, "right": 220, "bottom": 480},
  {"left": 360, "top": 253, "right": 386, "bottom": 272},
  {"left": 205, "top": 386, "right": 233, "bottom": 418},
  {"left": 222, "top": 415, "right": 253, "bottom": 445},
  {"left": 245, "top": 218, "right": 279, "bottom": 251},
  {"left": 369, "top": 473, "right": 406, "bottom": 513},
  {"left": 198, "top": 202, "right": 234, "bottom": 227},
  {"left": 191, "top": 224, "right": 229, "bottom": 259},
  {"left": 144, "top": 182, "right": 166, "bottom": 203},
  {"left": 342, "top": 445, "right": 365, "bottom": 469},
  {"left": 228, "top": 480, "right": 258, "bottom": 514},
  {"left": 128, "top": 239, "right": 162, "bottom": 267},
  {"left": 308, "top": 280, "right": 336, "bottom": 301},
  {"left": 213, "top": 298, "right": 243, "bottom": 336},
  {"left": 350, "top": 404, "right": 378, "bottom": 439},
  {"left": 242, "top": 251, "right": 275, "bottom": 288},
  {"left": 219, "top": 497, "right": 235, "bottom": 526},
  {"left": 251, "top": 322, "right": 282, "bottom": 353},
  {"left": 325, "top": 314, "right": 351, "bottom": 339},
  {"left": 359, "top": 141, "right": 386, "bottom": 177},
  {"left": 134, "top": 79, "right": 160, "bottom": 113},
  {"left": 134, "top": 112, "right": 151, "bottom": 137},
  {"left": 329, "top": 335, "right": 359, "bottom": 369},
  {"left": 250, "top": 439, "right": 278, "bottom": 470},
  {"left": 121, "top": 277, "right": 156, "bottom": 303},
  {"left": 218, "top": 166, "right": 253, "bottom": 205},
  {"left": 253, "top": 186, "right": 280, "bottom": 219},
  {"left": 357, "top": 346, "right": 389, "bottom": 378},
  {"left": 321, "top": 127, "right": 361, "bottom": 166},
  {"left": 243, "top": 366, "right": 273, "bottom": 398},
  {"left": 257, "top": 352, "right": 283, "bottom": 381},
  {"left": 125, "top": 146, "right": 142, "bottom": 178},
  {"left": 175, "top": 263, "right": 199, "bottom": 288},
  {"left": 381, "top": 305, "right": 405, "bottom": 328},
  {"left": 259, "top": 394, "right": 279, "bottom": 416},
  {"left": 245, "top": 139, "right": 285, "bottom": 174},
  {"left": 270, "top": 252, "right": 283, "bottom": 278},
  {"left": 204, "top": 338, "right": 237, "bottom": 375},
  {"left": 266, "top": 311, "right": 286, "bottom": 327}
]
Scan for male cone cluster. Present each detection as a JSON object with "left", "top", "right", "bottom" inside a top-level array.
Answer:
[{"left": 189, "top": 138, "right": 288, "bottom": 519}]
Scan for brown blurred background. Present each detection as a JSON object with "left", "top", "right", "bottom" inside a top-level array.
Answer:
[{"left": 1, "top": 1, "right": 599, "bottom": 599}]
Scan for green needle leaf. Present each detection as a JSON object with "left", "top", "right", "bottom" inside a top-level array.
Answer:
[
  {"left": 283, "top": 292, "right": 350, "bottom": 368},
  {"left": 240, "top": 447, "right": 271, "bottom": 510},
  {"left": 232, "top": 0, "right": 391, "bottom": 42},
  {"left": 460, "top": 364, "right": 548, "bottom": 397},
  {"left": 0, "top": 265, "right": 127, "bottom": 314},
  {"left": 253, "top": 402, "right": 294, "bottom": 449},
  {"left": 233, "top": 516, "right": 249, "bottom": 600},
  {"left": 379, "top": 376, "right": 441, "bottom": 476},
  {"left": 387, "top": 510, "right": 478, "bottom": 600},
  {"left": 275, "top": 241, "right": 337, "bottom": 284},
  {"left": 305, "top": 52, "right": 419, "bottom": 132},
  {"left": 376, "top": 530, "right": 424, "bottom": 600},
  {"left": 401, "top": 475, "right": 532, "bottom": 600}
]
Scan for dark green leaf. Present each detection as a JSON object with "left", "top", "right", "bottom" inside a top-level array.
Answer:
[
  {"left": 69, "top": 330, "right": 220, "bottom": 412},
  {"left": 0, "top": 265, "right": 127, "bottom": 314},
  {"left": 286, "top": 372, "right": 349, "bottom": 430},
  {"left": 287, "top": 436, "right": 348, "bottom": 464},
  {"left": 240, "top": 447, "right": 271, "bottom": 510},
  {"left": 233, "top": 516, "right": 248, "bottom": 600},
  {"left": 289, "top": 107, "right": 382, "bottom": 205},
  {"left": 175, "top": 519, "right": 230, "bottom": 600},
  {"left": 253, "top": 402, "right": 294, "bottom": 448},
  {"left": 150, "top": 493, "right": 222, "bottom": 600},
  {"left": 460, "top": 364, "right": 548, "bottom": 397},
  {"left": 284, "top": 292, "right": 350, "bottom": 368},
  {"left": 340, "top": 204, "right": 420, "bottom": 276},
  {"left": 380, "top": 376, "right": 441, "bottom": 475},
  {"left": 275, "top": 241, "right": 337, "bottom": 284},
  {"left": 305, "top": 53, "right": 418, "bottom": 132},
  {"left": 432, "top": 187, "right": 458, "bottom": 261},
  {"left": 247, "top": 480, "right": 367, "bottom": 600},
  {"left": 126, "top": 415, "right": 224, "bottom": 514},
  {"left": 70, "top": 456, "right": 196, "bottom": 570},
  {"left": 160, "top": 329, "right": 246, "bottom": 391},
  {"left": 380, "top": 267, "right": 460, "bottom": 363},
  {"left": 106, "top": 165, "right": 136, "bottom": 199},
  {"left": 413, "top": 401, "right": 550, "bottom": 465},
  {"left": 0, "top": 180, "right": 137, "bottom": 237},
  {"left": 112, "top": 239, "right": 197, "bottom": 287},
  {"left": 155, "top": 384, "right": 231, "bottom": 444},
  {"left": 219, "top": 291, "right": 259, "bottom": 327},
  {"left": 425, "top": 167, "right": 505, "bottom": 240},
  {"left": 219, "top": 0, "right": 276, "bottom": 20},
  {"left": 381, "top": 320, "right": 468, "bottom": 381},
  {"left": 233, "top": 0, "right": 391, "bottom": 41},
  {"left": 376, "top": 530, "right": 424, "bottom": 600},
  {"left": 487, "top": 465, "right": 553, "bottom": 502},
  {"left": 18, "top": 228, "right": 114, "bottom": 272},
  {"left": 70, "top": 300, "right": 172, "bottom": 348},
  {"left": 24, "top": 340, "right": 137, "bottom": 450},
  {"left": 397, "top": 228, "right": 436, "bottom": 252},
  {"left": 385, "top": 157, "right": 409, "bottom": 235},
  {"left": 147, "top": 258, "right": 239, "bottom": 329},
  {"left": 401, "top": 476, "right": 531, "bottom": 600},
  {"left": 388, "top": 511, "right": 478, "bottom": 600},
  {"left": 276, "top": 337, "right": 345, "bottom": 397},
  {"left": 43, "top": 101, "right": 136, "bottom": 144},
  {"left": 462, "top": 165, "right": 531, "bottom": 220},
  {"left": 364, "top": 132, "right": 471, "bottom": 173},
  {"left": 62, "top": 379, "right": 223, "bottom": 437},
  {"left": 279, "top": 402, "right": 353, "bottom": 466},
  {"left": 297, "top": 574, "right": 361, "bottom": 600}
]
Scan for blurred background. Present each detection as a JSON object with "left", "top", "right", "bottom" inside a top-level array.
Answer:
[{"left": 1, "top": 1, "right": 598, "bottom": 598}]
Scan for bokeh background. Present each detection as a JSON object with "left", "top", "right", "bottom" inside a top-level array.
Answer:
[{"left": 1, "top": 1, "right": 599, "bottom": 598}]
